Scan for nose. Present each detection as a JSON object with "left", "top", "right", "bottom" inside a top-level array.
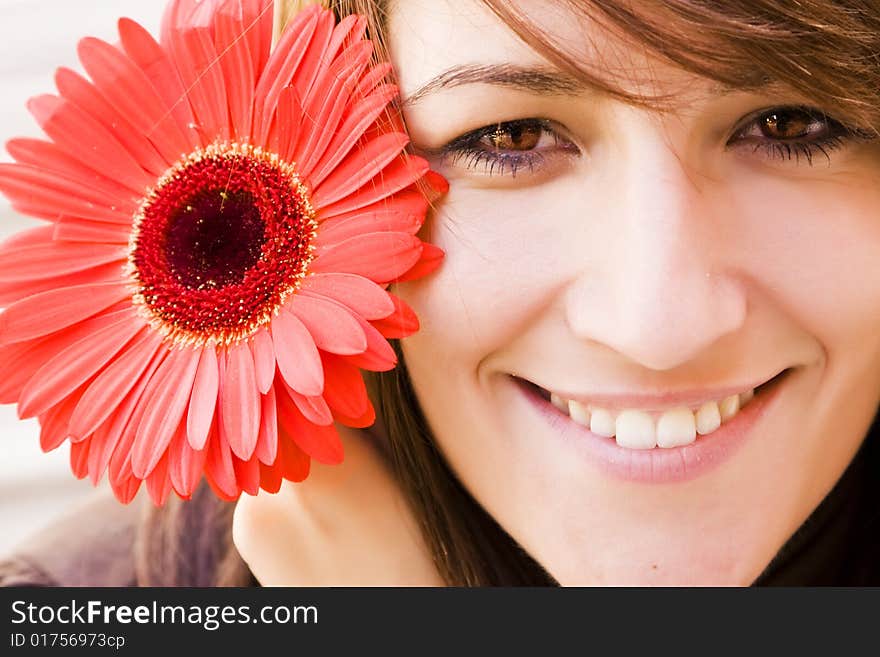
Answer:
[{"left": 564, "top": 116, "right": 747, "bottom": 371}]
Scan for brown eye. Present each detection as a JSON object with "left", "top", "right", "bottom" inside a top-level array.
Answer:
[
  {"left": 483, "top": 123, "right": 542, "bottom": 151},
  {"left": 760, "top": 109, "right": 818, "bottom": 140}
]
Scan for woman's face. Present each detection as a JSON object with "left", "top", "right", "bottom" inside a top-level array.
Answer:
[{"left": 388, "top": 0, "right": 880, "bottom": 584}]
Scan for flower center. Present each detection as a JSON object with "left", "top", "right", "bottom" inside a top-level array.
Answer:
[{"left": 129, "top": 143, "right": 317, "bottom": 347}]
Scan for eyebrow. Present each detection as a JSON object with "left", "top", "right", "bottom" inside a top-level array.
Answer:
[{"left": 401, "top": 64, "right": 587, "bottom": 106}]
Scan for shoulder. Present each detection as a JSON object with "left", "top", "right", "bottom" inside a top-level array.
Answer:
[{"left": 0, "top": 489, "right": 142, "bottom": 587}]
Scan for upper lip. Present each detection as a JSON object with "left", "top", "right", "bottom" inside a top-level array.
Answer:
[{"left": 524, "top": 369, "right": 787, "bottom": 412}]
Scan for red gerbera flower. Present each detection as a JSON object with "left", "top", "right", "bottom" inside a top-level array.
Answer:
[{"left": 0, "top": 0, "right": 446, "bottom": 505}]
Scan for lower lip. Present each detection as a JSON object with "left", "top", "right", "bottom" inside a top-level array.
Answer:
[{"left": 513, "top": 370, "right": 792, "bottom": 484}]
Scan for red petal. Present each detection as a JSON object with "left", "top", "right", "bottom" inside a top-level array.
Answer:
[
  {"left": 232, "top": 454, "right": 260, "bottom": 496},
  {"left": 391, "top": 242, "right": 445, "bottom": 283},
  {"left": 258, "top": 460, "right": 283, "bottom": 493},
  {"left": 341, "top": 313, "right": 398, "bottom": 372},
  {"left": 289, "top": 293, "right": 367, "bottom": 356},
  {"left": 321, "top": 352, "right": 370, "bottom": 419},
  {"left": 284, "top": 384, "right": 334, "bottom": 426},
  {"left": 145, "top": 451, "right": 174, "bottom": 505},
  {"left": 277, "top": 390, "right": 343, "bottom": 465},
  {"left": 205, "top": 424, "right": 239, "bottom": 498},
  {"left": 169, "top": 420, "right": 208, "bottom": 498},
  {"left": 170, "top": 27, "right": 230, "bottom": 142},
  {"left": 370, "top": 293, "right": 420, "bottom": 339},
  {"left": 53, "top": 218, "right": 131, "bottom": 244},
  {"left": 214, "top": 4, "right": 255, "bottom": 140},
  {"left": 220, "top": 343, "right": 261, "bottom": 460},
  {"left": 0, "top": 262, "right": 123, "bottom": 310},
  {"left": 275, "top": 431, "right": 311, "bottom": 483}
]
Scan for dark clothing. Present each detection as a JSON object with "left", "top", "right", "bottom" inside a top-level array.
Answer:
[{"left": 3, "top": 410, "right": 879, "bottom": 587}]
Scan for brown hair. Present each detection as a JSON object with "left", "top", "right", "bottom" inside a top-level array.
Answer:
[{"left": 135, "top": 0, "right": 880, "bottom": 586}]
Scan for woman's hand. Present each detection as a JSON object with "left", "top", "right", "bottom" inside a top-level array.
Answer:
[{"left": 232, "top": 427, "right": 444, "bottom": 586}]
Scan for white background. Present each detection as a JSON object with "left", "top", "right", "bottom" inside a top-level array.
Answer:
[{"left": 0, "top": 0, "right": 166, "bottom": 556}]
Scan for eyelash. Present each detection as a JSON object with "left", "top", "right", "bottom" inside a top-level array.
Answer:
[{"left": 440, "top": 107, "right": 875, "bottom": 177}]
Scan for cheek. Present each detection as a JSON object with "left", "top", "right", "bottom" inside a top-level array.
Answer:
[{"left": 725, "top": 168, "right": 880, "bottom": 354}]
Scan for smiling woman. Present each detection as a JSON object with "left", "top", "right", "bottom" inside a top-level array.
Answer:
[{"left": 3, "top": 0, "right": 880, "bottom": 587}]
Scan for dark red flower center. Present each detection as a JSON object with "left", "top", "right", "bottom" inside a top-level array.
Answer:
[{"left": 130, "top": 143, "right": 317, "bottom": 346}]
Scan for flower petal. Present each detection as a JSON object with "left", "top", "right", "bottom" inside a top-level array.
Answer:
[
  {"left": 320, "top": 352, "right": 369, "bottom": 420},
  {"left": 299, "top": 273, "right": 394, "bottom": 321},
  {"left": 214, "top": 3, "right": 255, "bottom": 140},
  {"left": 232, "top": 453, "right": 260, "bottom": 496},
  {"left": 0, "top": 242, "right": 126, "bottom": 283},
  {"left": 288, "top": 293, "right": 367, "bottom": 356},
  {"left": 369, "top": 293, "right": 420, "bottom": 339},
  {"left": 18, "top": 310, "right": 143, "bottom": 419},
  {"left": 0, "top": 282, "right": 130, "bottom": 345},
  {"left": 187, "top": 346, "right": 219, "bottom": 450},
  {"left": 270, "top": 309, "right": 323, "bottom": 396},
  {"left": 277, "top": 389, "right": 343, "bottom": 464},
  {"left": 340, "top": 312, "right": 398, "bottom": 372},
  {"left": 53, "top": 218, "right": 131, "bottom": 244},
  {"left": 250, "top": 328, "right": 275, "bottom": 395},
  {"left": 310, "top": 232, "right": 423, "bottom": 284},
  {"left": 316, "top": 156, "right": 430, "bottom": 218},
  {"left": 220, "top": 342, "right": 261, "bottom": 460},
  {"left": 255, "top": 385, "right": 278, "bottom": 465},
  {"left": 132, "top": 347, "right": 201, "bottom": 478},
  {"left": 68, "top": 328, "right": 163, "bottom": 439}
]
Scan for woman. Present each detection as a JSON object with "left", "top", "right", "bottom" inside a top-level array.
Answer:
[{"left": 3, "top": 0, "right": 880, "bottom": 586}]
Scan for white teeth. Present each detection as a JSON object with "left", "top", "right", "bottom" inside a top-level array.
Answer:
[
  {"left": 695, "top": 401, "right": 721, "bottom": 435},
  {"left": 590, "top": 408, "right": 616, "bottom": 437},
  {"left": 545, "top": 379, "right": 763, "bottom": 449},
  {"left": 550, "top": 392, "right": 569, "bottom": 413},
  {"left": 568, "top": 400, "right": 591, "bottom": 426},
  {"left": 615, "top": 410, "right": 656, "bottom": 449},
  {"left": 656, "top": 407, "right": 697, "bottom": 448},
  {"left": 719, "top": 394, "right": 740, "bottom": 422}
]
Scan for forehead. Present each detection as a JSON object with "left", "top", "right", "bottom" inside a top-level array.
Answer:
[{"left": 386, "top": 0, "right": 711, "bottom": 103}]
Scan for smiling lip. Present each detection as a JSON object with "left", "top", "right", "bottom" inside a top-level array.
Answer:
[{"left": 513, "top": 369, "right": 792, "bottom": 484}]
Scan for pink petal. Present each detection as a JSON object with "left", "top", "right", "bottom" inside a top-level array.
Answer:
[
  {"left": 391, "top": 242, "right": 446, "bottom": 283},
  {"left": 250, "top": 328, "right": 275, "bottom": 395},
  {"left": 311, "top": 133, "right": 410, "bottom": 208},
  {"left": 86, "top": 423, "right": 112, "bottom": 485},
  {"left": 270, "top": 85, "right": 303, "bottom": 163},
  {"left": 169, "top": 420, "right": 208, "bottom": 498},
  {"left": 27, "top": 94, "right": 151, "bottom": 193},
  {"left": 18, "top": 311, "right": 144, "bottom": 419},
  {"left": 270, "top": 309, "right": 323, "bottom": 396},
  {"left": 70, "top": 434, "right": 92, "bottom": 479},
  {"left": 255, "top": 385, "right": 278, "bottom": 465},
  {"left": 53, "top": 218, "right": 131, "bottom": 244},
  {"left": 117, "top": 18, "right": 199, "bottom": 147},
  {"left": 77, "top": 37, "right": 191, "bottom": 163},
  {"left": 299, "top": 273, "right": 394, "bottom": 320},
  {"left": 213, "top": 3, "right": 255, "bottom": 140},
  {"left": 252, "top": 6, "right": 320, "bottom": 145},
  {"left": 0, "top": 242, "right": 126, "bottom": 282},
  {"left": 187, "top": 346, "right": 219, "bottom": 450},
  {"left": 310, "top": 232, "right": 423, "bottom": 284},
  {"left": 316, "top": 156, "right": 430, "bottom": 218},
  {"left": 170, "top": 27, "right": 230, "bottom": 142},
  {"left": 145, "top": 451, "right": 174, "bottom": 505},
  {"left": 53, "top": 67, "right": 170, "bottom": 178},
  {"left": 341, "top": 313, "right": 398, "bottom": 372},
  {"left": 0, "top": 263, "right": 123, "bottom": 309},
  {"left": 0, "top": 162, "right": 136, "bottom": 225},
  {"left": 0, "top": 282, "right": 130, "bottom": 345},
  {"left": 39, "top": 388, "right": 86, "bottom": 452},
  {"left": 295, "top": 43, "right": 372, "bottom": 178},
  {"left": 132, "top": 347, "right": 201, "bottom": 478},
  {"left": 277, "top": 390, "right": 343, "bottom": 464},
  {"left": 353, "top": 62, "right": 393, "bottom": 99},
  {"left": 284, "top": 384, "right": 333, "bottom": 426},
  {"left": 6, "top": 137, "right": 145, "bottom": 203},
  {"left": 307, "top": 84, "right": 399, "bottom": 188},
  {"left": 68, "top": 328, "right": 163, "bottom": 439},
  {"left": 289, "top": 294, "right": 367, "bottom": 356},
  {"left": 220, "top": 343, "right": 261, "bottom": 460},
  {"left": 0, "top": 307, "right": 132, "bottom": 404}
]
